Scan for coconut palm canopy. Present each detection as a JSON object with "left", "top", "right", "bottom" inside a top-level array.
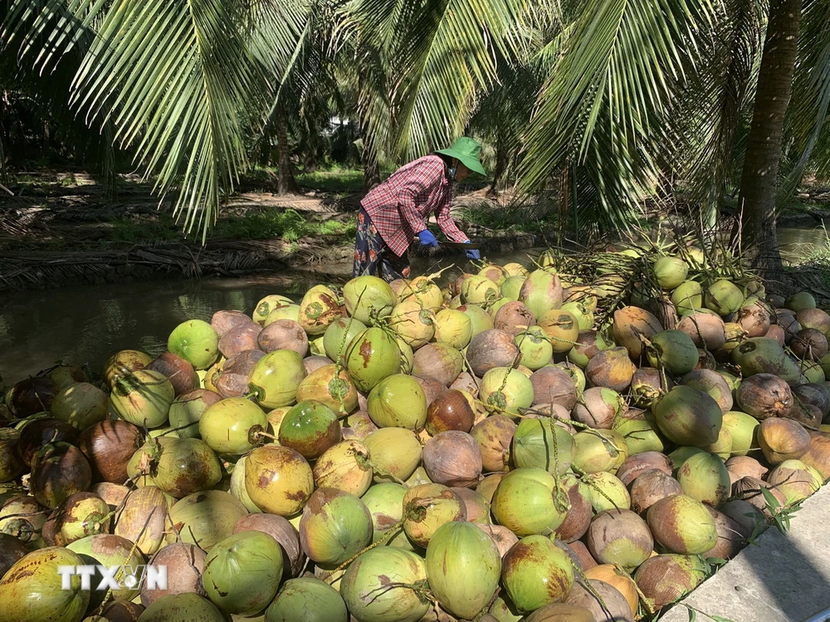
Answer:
[{"left": 1, "top": 0, "right": 829, "bottom": 261}]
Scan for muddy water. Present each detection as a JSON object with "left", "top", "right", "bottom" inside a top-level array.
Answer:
[{"left": 0, "top": 248, "right": 544, "bottom": 385}]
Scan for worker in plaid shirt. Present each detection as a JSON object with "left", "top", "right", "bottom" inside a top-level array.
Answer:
[{"left": 353, "top": 137, "right": 486, "bottom": 282}]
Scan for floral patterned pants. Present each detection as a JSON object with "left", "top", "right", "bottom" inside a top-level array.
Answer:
[{"left": 353, "top": 207, "right": 411, "bottom": 282}]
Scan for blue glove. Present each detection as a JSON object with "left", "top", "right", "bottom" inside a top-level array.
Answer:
[
  {"left": 465, "top": 242, "right": 480, "bottom": 260},
  {"left": 418, "top": 229, "right": 439, "bottom": 248}
]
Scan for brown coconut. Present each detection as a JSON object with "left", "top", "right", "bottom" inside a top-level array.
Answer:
[
  {"left": 412, "top": 345, "right": 463, "bottom": 387},
  {"left": 470, "top": 414, "right": 516, "bottom": 473},
  {"left": 616, "top": 452, "right": 673, "bottom": 486},
  {"left": 493, "top": 301, "right": 536, "bottom": 336},
  {"left": 567, "top": 541, "right": 598, "bottom": 571},
  {"left": 218, "top": 322, "right": 262, "bottom": 359},
  {"left": 571, "top": 330, "right": 605, "bottom": 364},
  {"left": 258, "top": 319, "right": 309, "bottom": 356},
  {"left": 304, "top": 355, "right": 334, "bottom": 375},
  {"left": 554, "top": 478, "right": 593, "bottom": 543},
  {"left": 758, "top": 417, "right": 811, "bottom": 464},
  {"left": 765, "top": 324, "right": 786, "bottom": 346},
  {"left": 801, "top": 431, "right": 830, "bottom": 480},
  {"left": 634, "top": 555, "right": 707, "bottom": 609},
  {"left": 476, "top": 524, "right": 519, "bottom": 558},
  {"left": 791, "top": 328, "right": 829, "bottom": 361},
  {"left": 704, "top": 506, "right": 747, "bottom": 560},
  {"left": 146, "top": 353, "right": 198, "bottom": 396},
  {"left": 529, "top": 367, "right": 578, "bottom": 411},
  {"left": 630, "top": 469, "right": 683, "bottom": 515},
  {"left": 141, "top": 543, "right": 207, "bottom": 607},
  {"left": 449, "top": 372, "right": 479, "bottom": 397},
  {"left": 572, "top": 387, "right": 623, "bottom": 430},
  {"left": 782, "top": 398, "right": 823, "bottom": 430},
  {"left": 793, "top": 383, "right": 830, "bottom": 420},
  {"left": 719, "top": 499, "right": 764, "bottom": 538},
  {"left": 677, "top": 312, "right": 727, "bottom": 351},
  {"left": 565, "top": 579, "right": 634, "bottom": 622},
  {"left": 735, "top": 373, "right": 793, "bottom": 419},
  {"left": 796, "top": 307, "right": 830, "bottom": 335},
  {"left": 233, "top": 513, "right": 304, "bottom": 578},
  {"left": 733, "top": 476, "right": 787, "bottom": 516},
  {"left": 426, "top": 389, "right": 476, "bottom": 435},
  {"left": 613, "top": 306, "right": 663, "bottom": 360},
  {"left": 630, "top": 367, "right": 674, "bottom": 407},
  {"left": 78, "top": 420, "right": 144, "bottom": 484},
  {"left": 412, "top": 375, "right": 448, "bottom": 407},
  {"left": 585, "top": 347, "right": 636, "bottom": 392},
  {"left": 211, "top": 309, "right": 255, "bottom": 337},
  {"left": 467, "top": 329, "right": 520, "bottom": 377},
  {"left": 586, "top": 509, "right": 653, "bottom": 570},
  {"left": 524, "top": 603, "right": 598, "bottom": 622},
  {"left": 725, "top": 456, "right": 768, "bottom": 484},
  {"left": 775, "top": 309, "right": 802, "bottom": 343},
  {"left": 422, "top": 431, "right": 483, "bottom": 488},
  {"left": 733, "top": 302, "right": 772, "bottom": 338}
]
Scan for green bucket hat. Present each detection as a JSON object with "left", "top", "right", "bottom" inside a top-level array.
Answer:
[{"left": 435, "top": 136, "right": 486, "bottom": 176}]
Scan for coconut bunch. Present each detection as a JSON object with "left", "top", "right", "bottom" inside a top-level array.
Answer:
[{"left": 1, "top": 252, "right": 829, "bottom": 622}]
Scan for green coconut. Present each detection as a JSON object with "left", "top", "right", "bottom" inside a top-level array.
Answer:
[
  {"left": 323, "top": 317, "right": 368, "bottom": 364},
  {"left": 167, "top": 319, "right": 220, "bottom": 370},
  {"left": 298, "top": 284, "right": 342, "bottom": 336},
  {"left": 345, "top": 328, "right": 402, "bottom": 393},
  {"left": 402, "top": 483, "right": 466, "bottom": 548},
  {"left": 299, "top": 488, "right": 373, "bottom": 566},
  {"left": 364, "top": 427, "right": 422, "bottom": 484},
  {"left": 245, "top": 445, "right": 314, "bottom": 516},
  {"left": 705, "top": 280, "right": 745, "bottom": 317},
  {"left": 652, "top": 386, "right": 723, "bottom": 447},
  {"left": 202, "top": 531, "right": 283, "bottom": 616},
  {"left": 366, "top": 373, "right": 427, "bottom": 431},
  {"left": 561, "top": 301, "right": 594, "bottom": 331},
  {"left": 426, "top": 521, "right": 502, "bottom": 619},
  {"left": 512, "top": 418, "right": 575, "bottom": 475},
  {"left": 248, "top": 349, "right": 307, "bottom": 409},
  {"left": 491, "top": 468, "right": 568, "bottom": 536},
  {"left": 361, "top": 483, "right": 412, "bottom": 549},
  {"left": 515, "top": 327, "right": 555, "bottom": 370},
  {"left": 671, "top": 280, "right": 704, "bottom": 315},
  {"left": 264, "top": 304, "right": 301, "bottom": 325},
  {"left": 480, "top": 367, "right": 535, "bottom": 417},
  {"left": 654, "top": 256, "right": 689, "bottom": 290},
  {"left": 501, "top": 275, "right": 527, "bottom": 301},
  {"left": 731, "top": 337, "right": 787, "bottom": 375},
  {"left": 0, "top": 547, "right": 90, "bottom": 622},
  {"left": 343, "top": 276, "right": 396, "bottom": 325},
  {"left": 647, "top": 494, "right": 718, "bottom": 555},
  {"left": 582, "top": 471, "right": 631, "bottom": 512},
  {"left": 676, "top": 451, "right": 731, "bottom": 506},
  {"left": 786, "top": 291, "right": 817, "bottom": 313},
  {"left": 279, "top": 400, "right": 342, "bottom": 461},
  {"left": 572, "top": 429, "right": 629, "bottom": 474},
  {"left": 198, "top": 396, "right": 267, "bottom": 456},
  {"left": 501, "top": 535, "right": 574, "bottom": 613},
  {"left": 110, "top": 369, "right": 175, "bottom": 429},
  {"left": 520, "top": 270, "right": 564, "bottom": 320},
  {"left": 647, "top": 330, "right": 699, "bottom": 376},
  {"left": 612, "top": 410, "right": 665, "bottom": 455},
  {"left": 433, "top": 309, "right": 473, "bottom": 349},
  {"left": 50, "top": 382, "right": 108, "bottom": 430},
  {"left": 721, "top": 411, "right": 760, "bottom": 456},
  {"left": 458, "top": 303, "right": 495, "bottom": 338},
  {"left": 265, "top": 577, "right": 348, "bottom": 622},
  {"left": 340, "top": 547, "right": 430, "bottom": 622},
  {"left": 67, "top": 534, "right": 145, "bottom": 605},
  {"left": 462, "top": 275, "right": 501, "bottom": 305},
  {"left": 253, "top": 294, "right": 294, "bottom": 325},
  {"left": 397, "top": 276, "right": 444, "bottom": 310},
  {"left": 389, "top": 300, "right": 435, "bottom": 348},
  {"left": 168, "top": 491, "right": 248, "bottom": 551}
]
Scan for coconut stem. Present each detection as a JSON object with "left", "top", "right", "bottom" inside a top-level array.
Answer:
[
  {"left": 331, "top": 520, "right": 405, "bottom": 574},
  {"left": 615, "top": 562, "right": 655, "bottom": 616},
  {"left": 254, "top": 430, "right": 279, "bottom": 442},
  {"left": 571, "top": 464, "right": 621, "bottom": 511}
]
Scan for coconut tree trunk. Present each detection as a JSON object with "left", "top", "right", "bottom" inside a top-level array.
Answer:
[
  {"left": 276, "top": 106, "right": 299, "bottom": 195},
  {"left": 487, "top": 134, "right": 509, "bottom": 197},
  {"left": 736, "top": 0, "right": 802, "bottom": 276}
]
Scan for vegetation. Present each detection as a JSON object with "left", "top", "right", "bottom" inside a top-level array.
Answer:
[{"left": 1, "top": 0, "right": 829, "bottom": 274}]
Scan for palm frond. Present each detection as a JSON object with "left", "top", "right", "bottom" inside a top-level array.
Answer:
[{"left": 518, "top": 0, "right": 720, "bottom": 230}]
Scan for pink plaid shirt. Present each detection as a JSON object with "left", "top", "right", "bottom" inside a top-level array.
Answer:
[{"left": 361, "top": 154, "right": 469, "bottom": 257}]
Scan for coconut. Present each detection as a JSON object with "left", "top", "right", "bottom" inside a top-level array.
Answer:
[
  {"left": 298, "top": 488, "right": 373, "bottom": 569},
  {"left": 471, "top": 415, "right": 517, "bottom": 472},
  {"left": 613, "top": 409, "right": 666, "bottom": 456},
  {"left": 467, "top": 329, "right": 521, "bottom": 376},
  {"left": 796, "top": 307, "right": 830, "bottom": 337},
  {"left": 613, "top": 306, "right": 663, "bottom": 360},
  {"left": 676, "top": 451, "right": 730, "bottom": 506},
  {"left": 654, "top": 256, "right": 689, "bottom": 290},
  {"left": 538, "top": 309, "right": 580, "bottom": 353},
  {"left": 494, "top": 301, "right": 536, "bottom": 337},
  {"left": 491, "top": 468, "right": 568, "bottom": 536},
  {"left": 634, "top": 555, "right": 708, "bottom": 608},
  {"left": 49, "top": 382, "right": 108, "bottom": 431},
  {"left": 480, "top": 367, "right": 535, "bottom": 417},
  {"left": 703, "top": 506, "right": 748, "bottom": 560},
  {"left": 561, "top": 301, "right": 594, "bottom": 331},
  {"left": 765, "top": 323, "right": 787, "bottom": 345},
  {"left": 586, "top": 509, "right": 653, "bottom": 570},
  {"left": 431, "top": 309, "right": 471, "bottom": 350},
  {"left": 109, "top": 369, "right": 175, "bottom": 429},
  {"left": 427, "top": 389, "right": 476, "bottom": 435},
  {"left": 553, "top": 474, "right": 593, "bottom": 543},
  {"left": 343, "top": 275, "right": 396, "bottom": 324},
  {"left": 255, "top": 319, "right": 307, "bottom": 356},
  {"left": 341, "top": 327, "right": 402, "bottom": 394},
  {"left": 733, "top": 476, "right": 787, "bottom": 516},
  {"left": 103, "top": 349, "right": 153, "bottom": 390},
  {"left": 652, "top": 386, "right": 723, "bottom": 447},
  {"left": 519, "top": 270, "right": 563, "bottom": 320},
  {"left": 412, "top": 342, "right": 464, "bottom": 387},
  {"left": 364, "top": 427, "right": 423, "bottom": 484},
  {"left": 564, "top": 579, "right": 633, "bottom": 622},
  {"left": 766, "top": 460, "right": 819, "bottom": 505},
  {"left": 460, "top": 275, "right": 500, "bottom": 305},
  {"left": 725, "top": 455, "right": 768, "bottom": 484},
  {"left": 512, "top": 418, "right": 575, "bottom": 475},
  {"left": 198, "top": 396, "right": 267, "bottom": 456},
  {"left": 585, "top": 347, "right": 637, "bottom": 392},
  {"left": 671, "top": 280, "right": 704, "bottom": 315},
  {"left": 388, "top": 300, "right": 435, "bottom": 348},
  {"left": 529, "top": 367, "right": 578, "bottom": 411},
  {"left": 681, "top": 369, "right": 733, "bottom": 415},
  {"left": 705, "top": 279, "right": 744, "bottom": 316},
  {"left": 340, "top": 547, "right": 429, "bottom": 622},
  {"left": 630, "top": 469, "right": 683, "bottom": 515},
  {"left": 790, "top": 328, "right": 829, "bottom": 364},
  {"left": 794, "top": 384, "right": 830, "bottom": 421},
  {"left": 735, "top": 373, "right": 792, "bottom": 419},
  {"left": 721, "top": 411, "right": 760, "bottom": 456},
  {"left": 74, "top": 419, "right": 142, "bottom": 484},
  {"left": 758, "top": 417, "right": 811, "bottom": 464},
  {"left": 629, "top": 368, "right": 672, "bottom": 408},
  {"left": 501, "top": 535, "right": 574, "bottom": 613},
  {"left": 582, "top": 471, "right": 631, "bottom": 513},
  {"left": 733, "top": 300, "right": 772, "bottom": 338},
  {"left": 514, "top": 327, "right": 554, "bottom": 370},
  {"left": 572, "top": 387, "right": 624, "bottom": 430},
  {"left": 647, "top": 494, "right": 718, "bottom": 554},
  {"left": 775, "top": 309, "right": 802, "bottom": 342},
  {"left": 141, "top": 543, "right": 209, "bottom": 608},
  {"left": 644, "top": 330, "right": 697, "bottom": 378},
  {"left": 401, "top": 483, "right": 466, "bottom": 548},
  {"left": 567, "top": 330, "right": 609, "bottom": 368},
  {"left": 29, "top": 442, "right": 91, "bottom": 509},
  {"left": 731, "top": 337, "right": 787, "bottom": 375},
  {"left": 114, "top": 486, "right": 174, "bottom": 556},
  {"left": 457, "top": 304, "right": 495, "bottom": 339},
  {"left": 425, "top": 521, "right": 501, "bottom": 620},
  {"left": 616, "top": 452, "right": 673, "bottom": 486},
  {"left": 422, "top": 431, "right": 483, "bottom": 488},
  {"left": 367, "top": 374, "right": 427, "bottom": 431}
]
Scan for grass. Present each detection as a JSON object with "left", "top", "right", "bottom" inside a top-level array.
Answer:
[{"left": 456, "top": 201, "right": 558, "bottom": 234}]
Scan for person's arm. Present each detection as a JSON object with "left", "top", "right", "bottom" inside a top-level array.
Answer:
[
  {"left": 397, "top": 159, "right": 443, "bottom": 234},
  {"left": 435, "top": 195, "right": 470, "bottom": 243}
]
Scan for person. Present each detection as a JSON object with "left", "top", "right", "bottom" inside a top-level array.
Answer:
[{"left": 353, "top": 136, "right": 486, "bottom": 282}]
